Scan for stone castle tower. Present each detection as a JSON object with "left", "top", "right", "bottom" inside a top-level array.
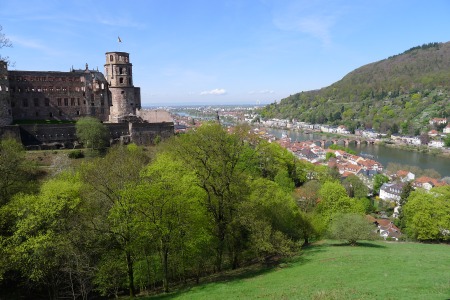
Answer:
[
  {"left": 0, "top": 61, "right": 13, "bottom": 126},
  {"left": 104, "top": 52, "right": 141, "bottom": 123}
]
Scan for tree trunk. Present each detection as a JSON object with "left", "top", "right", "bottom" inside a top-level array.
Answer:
[
  {"left": 126, "top": 251, "right": 135, "bottom": 297},
  {"left": 162, "top": 245, "right": 169, "bottom": 293}
]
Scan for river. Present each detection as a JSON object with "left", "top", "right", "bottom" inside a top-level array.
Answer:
[{"left": 265, "top": 128, "right": 450, "bottom": 177}]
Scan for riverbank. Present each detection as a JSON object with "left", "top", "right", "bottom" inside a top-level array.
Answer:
[{"left": 381, "top": 141, "right": 450, "bottom": 158}]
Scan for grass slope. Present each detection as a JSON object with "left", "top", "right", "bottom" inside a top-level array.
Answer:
[{"left": 147, "top": 241, "right": 450, "bottom": 300}]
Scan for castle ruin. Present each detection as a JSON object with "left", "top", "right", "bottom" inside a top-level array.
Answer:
[{"left": 0, "top": 52, "right": 173, "bottom": 147}]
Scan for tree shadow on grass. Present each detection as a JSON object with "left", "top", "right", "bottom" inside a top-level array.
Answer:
[
  {"left": 144, "top": 244, "right": 327, "bottom": 299},
  {"left": 330, "top": 241, "right": 386, "bottom": 248}
]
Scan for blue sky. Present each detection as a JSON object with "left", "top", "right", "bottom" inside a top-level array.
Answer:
[{"left": 1, "top": 0, "right": 449, "bottom": 106}]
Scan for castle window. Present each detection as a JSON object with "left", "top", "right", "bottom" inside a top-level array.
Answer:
[
  {"left": 77, "top": 110, "right": 80, "bottom": 115},
  {"left": 57, "top": 98, "right": 62, "bottom": 106},
  {"left": 119, "top": 77, "right": 124, "bottom": 84},
  {"left": 0, "top": 85, "right": 2, "bottom": 91},
  {"left": 121, "top": 91, "right": 124, "bottom": 94},
  {"left": 110, "top": 55, "right": 113, "bottom": 62},
  {"left": 49, "top": 112, "right": 53, "bottom": 117},
  {"left": 75, "top": 87, "right": 80, "bottom": 92},
  {"left": 119, "top": 67, "right": 123, "bottom": 74},
  {"left": 101, "top": 99, "right": 104, "bottom": 106},
  {"left": 59, "top": 111, "right": 62, "bottom": 116},
  {"left": 18, "top": 88, "right": 22, "bottom": 93},
  {"left": 22, "top": 99, "right": 28, "bottom": 107},
  {"left": 5, "top": 86, "right": 8, "bottom": 92},
  {"left": 56, "top": 87, "right": 61, "bottom": 92},
  {"left": 64, "top": 98, "right": 68, "bottom": 106},
  {"left": 34, "top": 98, "right": 39, "bottom": 106},
  {"left": 71, "top": 98, "right": 75, "bottom": 106},
  {"left": 45, "top": 98, "right": 50, "bottom": 106},
  {"left": 129, "top": 78, "right": 132, "bottom": 85},
  {"left": 77, "top": 98, "right": 80, "bottom": 105},
  {"left": 48, "top": 87, "right": 53, "bottom": 92},
  {"left": 62, "top": 87, "right": 67, "bottom": 92}
]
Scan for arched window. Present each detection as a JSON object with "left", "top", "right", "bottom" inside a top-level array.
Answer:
[{"left": 119, "top": 77, "right": 124, "bottom": 84}]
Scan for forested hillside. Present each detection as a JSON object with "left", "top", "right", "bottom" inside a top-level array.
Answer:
[{"left": 260, "top": 42, "right": 450, "bottom": 134}]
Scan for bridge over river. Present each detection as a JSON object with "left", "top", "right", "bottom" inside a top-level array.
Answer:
[{"left": 304, "top": 138, "right": 376, "bottom": 148}]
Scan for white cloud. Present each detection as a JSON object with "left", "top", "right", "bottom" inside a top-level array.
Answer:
[
  {"left": 200, "top": 88, "right": 227, "bottom": 96},
  {"left": 249, "top": 89, "right": 274, "bottom": 94}
]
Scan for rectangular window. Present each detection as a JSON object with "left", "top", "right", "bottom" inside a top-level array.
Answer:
[
  {"left": 71, "top": 98, "right": 75, "bottom": 106},
  {"left": 45, "top": 98, "right": 50, "bottom": 106},
  {"left": 34, "top": 98, "right": 39, "bottom": 106},
  {"left": 22, "top": 99, "right": 28, "bottom": 107},
  {"left": 77, "top": 98, "right": 80, "bottom": 105},
  {"left": 57, "top": 98, "right": 62, "bottom": 106},
  {"left": 64, "top": 98, "right": 68, "bottom": 106}
]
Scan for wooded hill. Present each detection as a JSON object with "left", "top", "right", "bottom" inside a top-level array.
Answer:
[{"left": 260, "top": 42, "right": 450, "bottom": 135}]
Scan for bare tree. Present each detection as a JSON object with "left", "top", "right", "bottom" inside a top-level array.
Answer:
[{"left": 0, "top": 25, "right": 14, "bottom": 66}]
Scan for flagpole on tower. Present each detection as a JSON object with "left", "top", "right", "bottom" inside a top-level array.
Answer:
[{"left": 118, "top": 36, "right": 122, "bottom": 51}]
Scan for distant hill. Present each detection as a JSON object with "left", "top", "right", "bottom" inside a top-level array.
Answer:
[{"left": 260, "top": 42, "right": 450, "bottom": 135}]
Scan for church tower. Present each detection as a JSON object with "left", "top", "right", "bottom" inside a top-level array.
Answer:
[
  {"left": 104, "top": 52, "right": 141, "bottom": 123},
  {"left": 0, "top": 60, "right": 13, "bottom": 126}
]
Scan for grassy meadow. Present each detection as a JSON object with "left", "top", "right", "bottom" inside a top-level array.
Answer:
[{"left": 145, "top": 241, "right": 450, "bottom": 300}]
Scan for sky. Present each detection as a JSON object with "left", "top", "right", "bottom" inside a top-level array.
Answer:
[{"left": 1, "top": 0, "right": 449, "bottom": 106}]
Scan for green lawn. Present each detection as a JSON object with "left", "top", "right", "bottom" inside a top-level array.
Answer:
[{"left": 145, "top": 241, "right": 450, "bottom": 300}]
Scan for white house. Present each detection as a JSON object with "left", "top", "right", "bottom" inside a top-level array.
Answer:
[
  {"left": 429, "top": 140, "right": 444, "bottom": 148},
  {"left": 379, "top": 183, "right": 404, "bottom": 203}
]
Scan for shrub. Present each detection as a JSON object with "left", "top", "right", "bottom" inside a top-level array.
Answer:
[{"left": 68, "top": 150, "right": 84, "bottom": 159}]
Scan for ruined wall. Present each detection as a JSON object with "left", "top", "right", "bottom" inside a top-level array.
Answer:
[
  {"left": 130, "top": 122, "right": 174, "bottom": 145},
  {"left": 0, "top": 125, "right": 21, "bottom": 141},
  {"left": 0, "top": 61, "right": 12, "bottom": 126},
  {"left": 14, "top": 122, "right": 173, "bottom": 147},
  {"left": 8, "top": 69, "right": 110, "bottom": 122}
]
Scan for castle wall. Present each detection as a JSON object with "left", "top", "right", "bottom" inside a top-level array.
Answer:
[
  {"left": 130, "top": 122, "right": 174, "bottom": 145},
  {"left": 0, "top": 125, "right": 21, "bottom": 141},
  {"left": 13, "top": 122, "right": 173, "bottom": 148},
  {"left": 8, "top": 70, "right": 110, "bottom": 122},
  {"left": 0, "top": 61, "right": 13, "bottom": 126}
]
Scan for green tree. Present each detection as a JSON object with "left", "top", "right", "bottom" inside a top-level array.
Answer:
[
  {"left": 444, "top": 134, "right": 450, "bottom": 147},
  {"left": 239, "top": 178, "right": 302, "bottom": 260},
  {"left": 342, "top": 175, "right": 369, "bottom": 199},
  {"left": 315, "top": 181, "right": 366, "bottom": 234},
  {"left": 373, "top": 174, "right": 389, "bottom": 195},
  {"left": 3, "top": 173, "right": 87, "bottom": 299},
  {"left": 136, "top": 152, "right": 207, "bottom": 293},
  {"left": 403, "top": 186, "right": 450, "bottom": 241},
  {"left": 80, "top": 145, "right": 149, "bottom": 297},
  {"left": 167, "top": 123, "right": 254, "bottom": 271},
  {"left": 0, "top": 138, "right": 38, "bottom": 205},
  {"left": 75, "top": 117, "right": 110, "bottom": 150},
  {"left": 327, "top": 213, "right": 376, "bottom": 246}
]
